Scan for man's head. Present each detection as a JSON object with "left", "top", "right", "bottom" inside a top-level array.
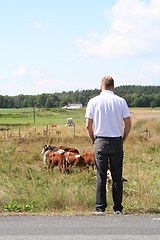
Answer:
[{"left": 101, "top": 76, "right": 114, "bottom": 91}]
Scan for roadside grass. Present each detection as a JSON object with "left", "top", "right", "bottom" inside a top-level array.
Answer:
[{"left": 0, "top": 107, "right": 160, "bottom": 215}]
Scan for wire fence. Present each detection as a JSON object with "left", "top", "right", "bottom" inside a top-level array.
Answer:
[{"left": 0, "top": 124, "right": 79, "bottom": 143}]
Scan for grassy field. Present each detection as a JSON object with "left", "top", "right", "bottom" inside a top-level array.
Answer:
[
  {"left": 0, "top": 108, "right": 86, "bottom": 126},
  {"left": 0, "top": 107, "right": 160, "bottom": 215}
]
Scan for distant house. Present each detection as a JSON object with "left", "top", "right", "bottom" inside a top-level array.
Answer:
[{"left": 62, "top": 103, "right": 82, "bottom": 109}]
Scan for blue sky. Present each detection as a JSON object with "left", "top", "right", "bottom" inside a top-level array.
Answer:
[{"left": 0, "top": 0, "right": 159, "bottom": 96}]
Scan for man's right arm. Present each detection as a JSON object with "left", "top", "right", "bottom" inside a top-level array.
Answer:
[
  {"left": 86, "top": 118, "right": 95, "bottom": 144},
  {"left": 123, "top": 116, "right": 131, "bottom": 143}
]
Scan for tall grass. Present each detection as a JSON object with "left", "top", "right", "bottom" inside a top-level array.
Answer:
[{"left": 0, "top": 108, "right": 160, "bottom": 215}]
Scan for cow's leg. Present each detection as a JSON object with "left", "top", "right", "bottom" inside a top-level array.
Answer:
[
  {"left": 75, "top": 162, "right": 78, "bottom": 173},
  {"left": 65, "top": 161, "right": 70, "bottom": 174},
  {"left": 58, "top": 161, "right": 62, "bottom": 173},
  {"left": 91, "top": 163, "right": 94, "bottom": 171},
  {"left": 62, "top": 159, "right": 66, "bottom": 173},
  {"left": 51, "top": 160, "right": 55, "bottom": 172},
  {"left": 48, "top": 160, "right": 51, "bottom": 172},
  {"left": 51, "top": 164, "right": 54, "bottom": 172},
  {"left": 86, "top": 164, "right": 89, "bottom": 172}
]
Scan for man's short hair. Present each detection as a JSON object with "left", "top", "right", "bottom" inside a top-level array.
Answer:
[{"left": 101, "top": 76, "right": 114, "bottom": 89}]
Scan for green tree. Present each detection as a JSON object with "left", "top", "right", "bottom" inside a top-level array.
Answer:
[
  {"left": 0, "top": 95, "right": 4, "bottom": 108},
  {"left": 45, "top": 97, "right": 53, "bottom": 108},
  {"left": 35, "top": 94, "right": 47, "bottom": 108}
]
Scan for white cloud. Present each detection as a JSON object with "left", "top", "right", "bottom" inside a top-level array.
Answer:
[
  {"left": 79, "top": 57, "right": 86, "bottom": 63},
  {"left": 12, "top": 67, "right": 42, "bottom": 80},
  {"left": 32, "top": 70, "right": 41, "bottom": 78},
  {"left": 34, "top": 21, "right": 44, "bottom": 29},
  {"left": 139, "top": 61, "right": 160, "bottom": 84},
  {"left": 12, "top": 66, "right": 26, "bottom": 76},
  {"left": 32, "top": 76, "right": 58, "bottom": 93},
  {"left": 77, "top": 0, "right": 160, "bottom": 57}
]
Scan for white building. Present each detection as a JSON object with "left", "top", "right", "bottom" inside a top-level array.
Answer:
[{"left": 62, "top": 103, "right": 82, "bottom": 109}]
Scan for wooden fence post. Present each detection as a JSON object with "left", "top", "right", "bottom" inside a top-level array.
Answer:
[
  {"left": 33, "top": 107, "right": 35, "bottom": 123},
  {"left": 19, "top": 125, "right": 21, "bottom": 142},
  {"left": 73, "top": 124, "right": 75, "bottom": 137},
  {"left": 46, "top": 125, "right": 48, "bottom": 135}
]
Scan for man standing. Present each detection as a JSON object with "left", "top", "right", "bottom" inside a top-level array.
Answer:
[{"left": 85, "top": 76, "right": 131, "bottom": 214}]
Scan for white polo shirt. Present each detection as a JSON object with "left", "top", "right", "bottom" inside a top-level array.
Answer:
[{"left": 85, "top": 90, "right": 130, "bottom": 137}]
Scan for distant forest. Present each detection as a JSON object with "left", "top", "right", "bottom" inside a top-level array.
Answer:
[{"left": 0, "top": 85, "right": 160, "bottom": 108}]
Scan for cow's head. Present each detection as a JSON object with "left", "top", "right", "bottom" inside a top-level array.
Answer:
[{"left": 41, "top": 144, "right": 50, "bottom": 154}]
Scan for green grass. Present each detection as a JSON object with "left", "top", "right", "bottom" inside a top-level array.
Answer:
[
  {"left": 0, "top": 108, "right": 86, "bottom": 126},
  {"left": 0, "top": 107, "right": 160, "bottom": 215},
  {"left": 0, "top": 140, "right": 96, "bottom": 214}
]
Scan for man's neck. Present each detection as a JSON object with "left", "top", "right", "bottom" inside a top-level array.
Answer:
[{"left": 101, "top": 87, "right": 114, "bottom": 92}]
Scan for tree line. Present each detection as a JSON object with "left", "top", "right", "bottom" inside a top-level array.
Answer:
[{"left": 0, "top": 85, "right": 159, "bottom": 108}]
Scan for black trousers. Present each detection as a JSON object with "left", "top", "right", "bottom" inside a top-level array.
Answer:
[{"left": 94, "top": 137, "right": 123, "bottom": 212}]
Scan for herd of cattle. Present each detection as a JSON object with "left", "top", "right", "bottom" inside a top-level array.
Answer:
[
  {"left": 41, "top": 144, "right": 94, "bottom": 173},
  {"left": 41, "top": 144, "right": 113, "bottom": 190},
  {"left": 41, "top": 144, "right": 127, "bottom": 191}
]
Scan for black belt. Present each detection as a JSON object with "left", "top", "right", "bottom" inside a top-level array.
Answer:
[{"left": 96, "top": 136, "right": 121, "bottom": 139}]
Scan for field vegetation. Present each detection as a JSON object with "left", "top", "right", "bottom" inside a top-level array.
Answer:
[{"left": 0, "top": 107, "right": 160, "bottom": 215}]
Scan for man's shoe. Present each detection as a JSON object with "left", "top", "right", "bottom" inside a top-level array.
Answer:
[
  {"left": 114, "top": 210, "right": 123, "bottom": 215},
  {"left": 93, "top": 209, "right": 105, "bottom": 215}
]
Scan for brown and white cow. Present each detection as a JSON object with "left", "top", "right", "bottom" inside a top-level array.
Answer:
[
  {"left": 59, "top": 146, "right": 79, "bottom": 154},
  {"left": 41, "top": 144, "right": 65, "bottom": 164},
  {"left": 82, "top": 152, "right": 95, "bottom": 171},
  {"left": 48, "top": 152, "right": 67, "bottom": 173},
  {"left": 64, "top": 152, "right": 86, "bottom": 172}
]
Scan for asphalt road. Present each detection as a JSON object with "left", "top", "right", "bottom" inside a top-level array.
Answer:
[{"left": 0, "top": 215, "right": 160, "bottom": 240}]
